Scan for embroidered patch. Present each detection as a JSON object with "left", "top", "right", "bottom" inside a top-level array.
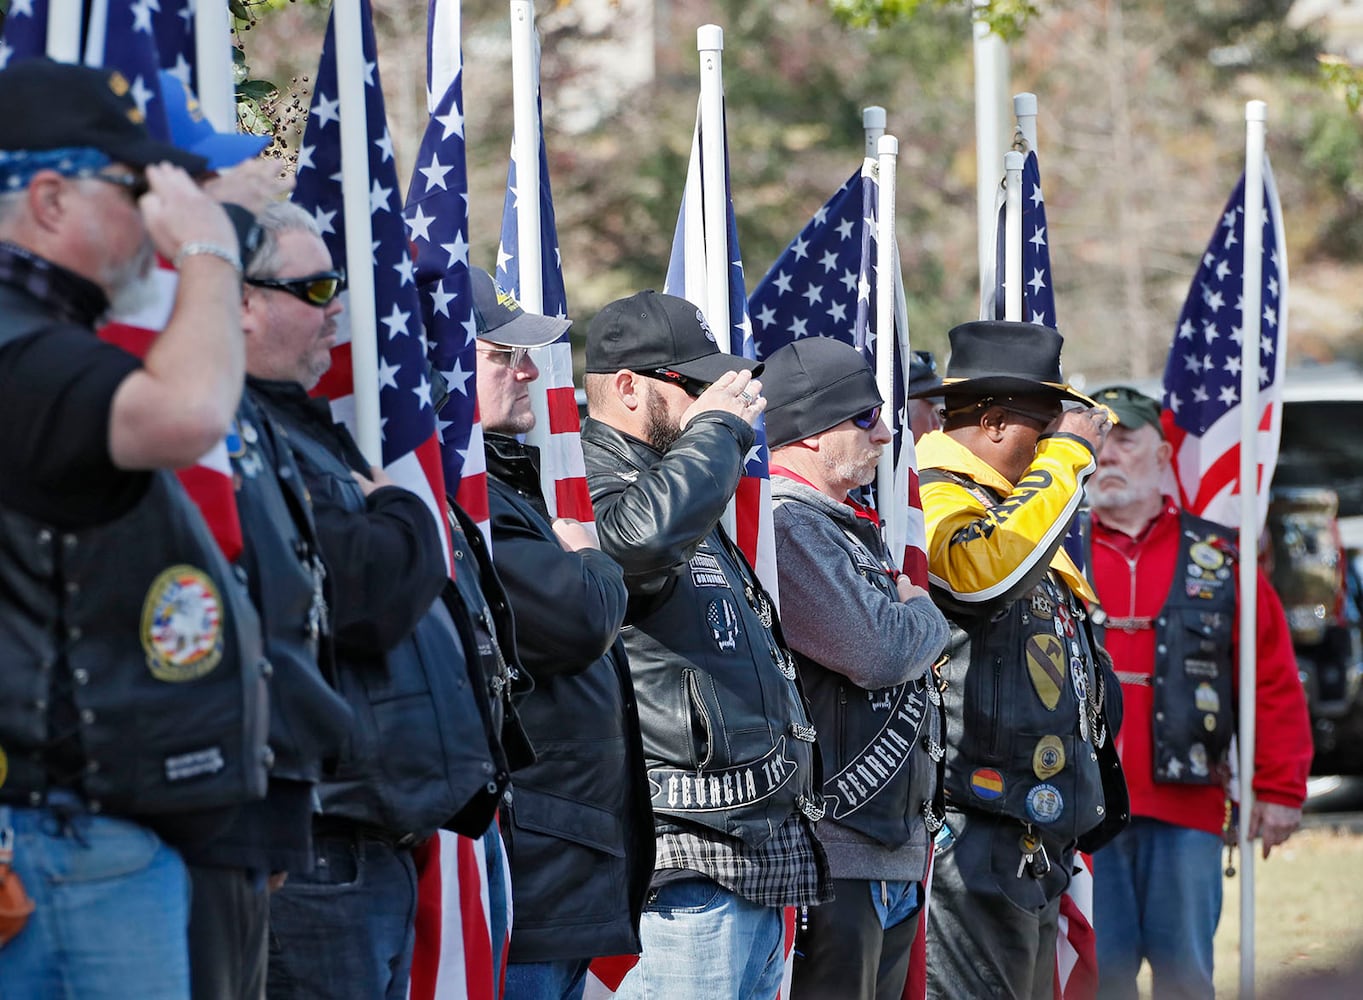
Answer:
[
  {"left": 969, "top": 768, "right": 1005, "bottom": 800},
  {"left": 1190, "top": 541, "right": 1225, "bottom": 571},
  {"left": 1185, "top": 658, "right": 1219, "bottom": 679},
  {"left": 1025, "top": 633, "right": 1067, "bottom": 711},
  {"left": 1032, "top": 736, "right": 1066, "bottom": 781},
  {"left": 140, "top": 565, "right": 225, "bottom": 682},
  {"left": 706, "top": 597, "right": 740, "bottom": 653},
  {"left": 164, "top": 747, "right": 225, "bottom": 782},
  {"left": 1194, "top": 682, "right": 1220, "bottom": 713},
  {"left": 689, "top": 551, "right": 730, "bottom": 589},
  {"left": 1026, "top": 783, "right": 1064, "bottom": 824},
  {"left": 1189, "top": 742, "right": 1209, "bottom": 778},
  {"left": 1203, "top": 713, "right": 1217, "bottom": 732}
]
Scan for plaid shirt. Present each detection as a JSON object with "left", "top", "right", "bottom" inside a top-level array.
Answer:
[{"left": 655, "top": 812, "right": 832, "bottom": 908}]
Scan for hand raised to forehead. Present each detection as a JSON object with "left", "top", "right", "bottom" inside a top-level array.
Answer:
[{"left": 680, "top": 370, "right": 766, "bottom": 431}]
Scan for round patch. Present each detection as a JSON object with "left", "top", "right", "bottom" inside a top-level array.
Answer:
[
  {"left": 1189, "top": 742, "right": 1209, "bottom": 778},
  {"left": 1216, "top": 567, "right": 1231, "bottom": 580},
  {"left": 226, "top": 420, "right": 245, "bottom": 459},
  {"left": 969, "top": 768, "right": 1005, "bottom": 800},
  {"left": 1194, "top": 682, "right": 1220, "bottom": 713},
  {"left": 1190, "top": 541, "right": 1225, "bottom": 571},
  {"left": 1032, "top": 736, "right": 1066, "bottom": 780},
  {"left": 1187, "top": 564, "right": 1203, "bottom": 578},
  {"left": 705, "top": 597, "right": 740, "bottom": 653},
  {"left": 1026, "top": 783, "right": 1064, "bottom": 824},
  {"left": 1203, "top": 713, "right": 1217, "bottom": 732},
  {"left": 140, "top": 565, "right": 225, "bottom": 682}
]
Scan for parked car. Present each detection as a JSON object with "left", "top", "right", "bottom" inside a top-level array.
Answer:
[{"left": 1267, "top": 364, "right": 1363, "bottom": 775}]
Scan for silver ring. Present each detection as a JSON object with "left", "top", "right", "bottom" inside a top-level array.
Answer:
[{"left": 738, "top": 391, "right": 755, "bottom": 404}]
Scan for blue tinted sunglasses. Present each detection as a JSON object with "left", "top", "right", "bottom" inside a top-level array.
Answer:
[{"left": 851, "top": 405, "right": 882, "bottom": 430}]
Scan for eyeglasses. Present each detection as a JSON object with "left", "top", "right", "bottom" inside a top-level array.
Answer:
[
  {"left": 477, "top": 345, "right": 531, "bottom": 368},
  {"left": 850, "top": 405, "right": 883, "bottom": 430},
  {"left": 84, "top": 170, "right": 150, "bottom": 201},
  {"left": 633, "top": 368, "right": 711, "bottom": 398},
  {"left": 244, "top": 270, "right": 346, "bottom": 307},
  {"left": 1000, "top": 403, "right": 1062, "bottom": 426}
]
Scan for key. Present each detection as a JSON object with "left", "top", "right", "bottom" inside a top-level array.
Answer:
[
  {"left": 1017, "top": 831, "right": 1041, "bottom": 878},
  {"left": 1029, "top": 842, "right": 1052, "bottom": 879}
]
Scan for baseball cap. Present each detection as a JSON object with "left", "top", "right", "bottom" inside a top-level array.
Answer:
[
  {"left": 586, "top": 290, "right": 760, "bottom": 383},
  {"left": 1094, "top": 385, "right": 1163, "bottom": 435},
  {"left": 159, "top": 71, "right": 269, "bottom": 171},
  {"left": 470, "top": 266, "right": 571, "bottom": 348},
  {"left": 0, "top": 58, "right": 205, "bottom": 172},
  {"left": 763, "top": 338, "right": 883, "bottom": 448}
]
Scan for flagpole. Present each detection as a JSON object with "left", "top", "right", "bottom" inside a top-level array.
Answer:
[
  {"left": 46, "top": 0, "right": 82, "bottom": 61},
  {"left": 874, "top": 134, "right": 900, "bottom": 552},
  {"left": 697, "top": 24, "right": 730, "bottom": 351},
  {"left": 194, "top": 0, "right": 236, "bottom": 130},
  {"left": 509, "top": 1, "right": 543, "bottom": 314},
  {"left": 1237, "top": 98, "right": 1267, "bottom": 1000},
  {"left": 1014, "top": 92, "right": 1038, "bottom": 155},
  {"left": 334, "top": 0, "right": 382, "bottom": 464},
  {"left": 863, "top": 105, "right": 885, "bottom": 159},
  {"left": 973, "top": 0, "right": 1008, "bottom": 305},
  {"left": 1003, "top": 150, "right": 1024, "bottom": 322}
]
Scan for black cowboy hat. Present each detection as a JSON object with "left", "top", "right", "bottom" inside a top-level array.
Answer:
[{"left": 907, "top": 320, "right": 1096, "bottom": 407}]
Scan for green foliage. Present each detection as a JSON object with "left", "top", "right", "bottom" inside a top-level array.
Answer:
[
  {"left": 1319, "top": 55, "right": 1363, "bottom": 116},
  {"left": 826, "top": 0, "right": 1039, "bottom": 41}
]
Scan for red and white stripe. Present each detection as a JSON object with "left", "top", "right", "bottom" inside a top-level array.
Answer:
[
  {"left": 1054, "top": 851, "right": 1098, "bottom": 1000},
  {"left": 531, "top": 339, "right": 593, "bottom": 526}
]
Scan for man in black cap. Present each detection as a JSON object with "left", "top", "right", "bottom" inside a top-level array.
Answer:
[
  {"left": 906, "top": 349, "right": 943, "bottom": 442},
  {"left": 0, "top": 59, "right": 269, "bottom": 993},
  {"left": 910, "top": 320, "right": 1127, "bottom": 999},
  {"left": 763, "top": 338, "right": 950, "bottom": 1000},
  {"left": 1085, "top": 386, "right": 1309, "bottom": 1000},
  {"left": 243, "top": 206, "right": 518, "bottom": 1000},
  {"left": 581, "top": 291, "right": 830, "bottom": 998},
  {"left": 469, "top": 266, "right": 652, "bottom": 1000}
]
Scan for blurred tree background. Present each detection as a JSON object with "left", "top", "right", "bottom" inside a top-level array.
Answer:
[{"left": 190, "top": 1, "right": 1363, "bottom": 380}]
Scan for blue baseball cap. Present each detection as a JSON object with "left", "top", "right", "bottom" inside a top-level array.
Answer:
[{"left": 159, "top": 71, "right": 268, "bottom": 171}]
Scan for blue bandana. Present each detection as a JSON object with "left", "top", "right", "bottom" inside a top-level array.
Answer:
[{"left": 0, "top": 147, "right": 112, "bottom": 193}]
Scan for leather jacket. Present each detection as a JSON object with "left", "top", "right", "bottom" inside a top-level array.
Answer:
[
  {"left": 485, "top": 433, "right": 652, "bottom": 962},
  {"left": 581, "top": 414, "right": 823, "bottom": 848}
]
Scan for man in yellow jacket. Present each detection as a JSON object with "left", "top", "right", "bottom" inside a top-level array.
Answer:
[{"left": 911, "top": 321, "right": 1129, "bottom": 1000}]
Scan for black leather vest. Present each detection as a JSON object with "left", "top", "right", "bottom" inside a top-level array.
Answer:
[
  {"left": 0, "top": 472, "right": 271, "bottom": 815},
  {"left": 628, "top": 529, "right": 822, "bottom": 848},
  {"left": 262, "top": 402, "right": 508, "bottom": 839},
  {"left": 231, "top": 390, "right": 353, "bottom": 783},
  {"left": 1150, "top": 514, "right": 1237, "bottom": 785}
]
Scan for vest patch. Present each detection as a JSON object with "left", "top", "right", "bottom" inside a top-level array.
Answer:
[
  {"left": 1026, "top": 782, "right": 1064, "bottom": 824},
  {"left": 822, "top": 684, "right": 931, "bottom": 820},
  {"left": 706, "top": 597, "right": 740, "bottom": 652},
  {"left": 647, "top": 737, "right": 798, "bottom": 813},
  {"left": 689, "top": 551, "right": 730, "bottom": 589},
  {"left": 1032, "top": 735, "right": 1065, "bottom": 780},
  {"left": 164, "top": 746, "right": 225, "bottom": 782},
  {"left": 969, "top": 768, "right": 1005, "bottom": 800},
  {"left": 1194, "top": 682, "right": 1220, "bottom": 713},
  {"left": 140, "top": 565, "right": 225, "bottom": 682},
  {"left": 1025, "top": 633, "right": 1067, "bottom": 710}
]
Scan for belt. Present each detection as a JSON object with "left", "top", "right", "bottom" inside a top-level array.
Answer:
[{"left": 1115, "top": 670, "right": 1152, "bottom": 686}]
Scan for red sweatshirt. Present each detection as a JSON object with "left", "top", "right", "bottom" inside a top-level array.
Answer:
[{"left": 1090, "top": 499, "right": 1313, "bottom": 836}]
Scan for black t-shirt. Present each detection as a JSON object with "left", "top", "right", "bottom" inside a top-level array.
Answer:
[{"left": 0, "top": 325, "right": 147, "bottom": 527}]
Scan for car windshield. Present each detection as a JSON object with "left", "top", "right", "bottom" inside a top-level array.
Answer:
[{"left": 1274, "top": 400, "right": 1363, "bottom": 520}]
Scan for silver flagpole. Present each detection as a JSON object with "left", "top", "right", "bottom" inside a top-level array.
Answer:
[
  {"left": 1003, "top": 150, "right": 1024, "bottom": 322},
  {"left": 46, "top": 0, "right": 82, "bottom": 61},
  {"left": 875, "top": 134, "right": 900, "bottom": 553},
  {"left": 696, "top": 24, "right": 730, "bottom": 351},
  {"left": 1237, "top": 98, "right": 1268, "bottom": 1000},
  {"left": 194, "top": 0, "right": 236, "bottom": 130}
]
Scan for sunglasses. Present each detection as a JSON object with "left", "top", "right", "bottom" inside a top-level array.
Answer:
[
  {"left": 84, "top": 170, "right": 150, "bottom": 201},
  {"left": 477, "top": 345, "right": 532, "bottom": 368},
  {"left": 1000, "top": 403, "right": 1063, "bottom": 426},
  {"left": 851, "top": 405, "right": 883, "bottom": 430},
  {"left": 634, "top": 368, "right": 712, "bottom": 398},
  {"left": 244, "top": 270, "right": 347, "bottom": 307}
]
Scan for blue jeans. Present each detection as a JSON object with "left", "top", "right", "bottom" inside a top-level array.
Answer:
[
  {"left": 267, "top": 832, "right": 418, "bottom": 1000},
  {"left": 613, "top": 878, "right": 786, "bottom": 1000},
  {"left": 0, "top": 800, "right": 191, "bottom": 999},
  {"left": 504, "top": 957, "right": 591, "bottom": 1000},
  {"left": 1093, "top": 817, "right": 1223, "bottom": 1000}
]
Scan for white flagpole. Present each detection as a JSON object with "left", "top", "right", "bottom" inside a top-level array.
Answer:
[
  {"left": 1014, "top": 91, "right": 1038, "bottom": 155},
  {"left": 509, "top": 0, "right": 543, "bottom": 315},
  {"left": 194, "top": 0, "right": 236, "bottom": 131},
  {"left": 696, "top": 24, "right": 730, "bottom": 352},
  {"left": 863, "top": 105, "right": 885, "bottom": 159},
  {"left": 1237, "top": 98, "right": 1267, "bottom": 1000},
  {"left": 1003, "top": 150, "right": 1024, "bottom": 322},
  {"left": 973, "top": 0, "right": 1008, "bottom": 304},
  {"left": 875, "top": 134, "right": 899, "bottom": 551},
  {"left": 46, "top": 0, "right": 82, "bottom": 61},
  {"left": 334, "top": 0, "right": 381, "bottom": 464}
]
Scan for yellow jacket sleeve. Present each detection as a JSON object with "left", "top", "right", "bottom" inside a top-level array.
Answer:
[{"left": 920, "top": 432, "right": 1097, "bottom": 607}]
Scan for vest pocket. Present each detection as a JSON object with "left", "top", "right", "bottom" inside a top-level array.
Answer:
[{"left": 683, "top": 668, "right": 715, "bottom": 769}]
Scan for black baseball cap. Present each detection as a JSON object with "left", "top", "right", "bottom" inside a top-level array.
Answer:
[
  {"left": 586, "top": 290, "right": 760, "bottom": 383},
  {"left": 1094, "top": 385, "right": 1163, "bottom": 435},
  {"left": 0, "top": 58, "right": 206, "bottom": 172},
  {"left": 470, "top": 266, "right": 571, "bottom": 348},
  {"left": 763, "top": 338, "right": 883, "bottom": 448}
]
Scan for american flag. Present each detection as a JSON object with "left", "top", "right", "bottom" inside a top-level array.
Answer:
[
  {"left": 400, "top": 5, "right": 511, "bottom": 1000},
  {"left": 1055, "top": 852, "right": 1099, "bottom": 1000},
  {"left": 747, "top": 160, "right": 928, "bottom": 588},
  {"left": 983, "top": 149, "right": 1058, "bottom": 329},
  {"left": 401, "top": 0, "right": 487, "bottom": 540},
  {"left": 1161, "top": 160, "right": 1287, "bottom": 535},
  {"left": 293, "top": 0, "right": 451, "bottom": 563},
  {"left": 662, "top": 105, "right": 777, "bottom": 598},
  {"left": 496, "top": 92, "right": 594, "bottom": 525},
  {"left": 0, "top": 0, "right": 247, "bottom": 562}
]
